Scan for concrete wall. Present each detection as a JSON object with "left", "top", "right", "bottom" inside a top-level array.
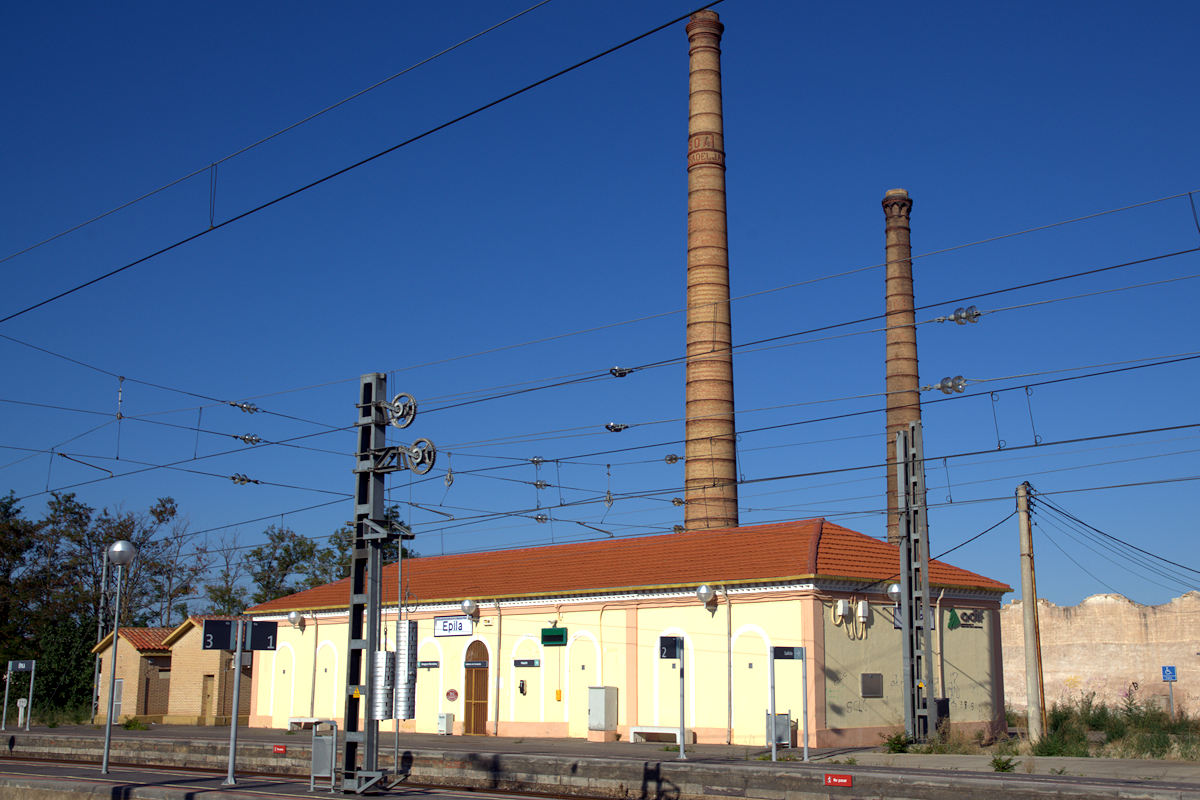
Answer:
[{"left": 1001, "top": 592, "right": 1200, "bottom": 713}]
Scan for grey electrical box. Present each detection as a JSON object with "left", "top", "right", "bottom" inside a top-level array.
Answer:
[
  {"left": 588, "top": 686, "right": 618, "bottom": 731},
  {"left": 861, "top": 673, "right": 884, "bottom": 698}
]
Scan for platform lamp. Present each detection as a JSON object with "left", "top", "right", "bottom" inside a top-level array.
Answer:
[
  {"left": 101, "top": 540, "right": 136, "bottom": 775},
  {"left": 287, "top": 610, "right": 306, "bottom": 633},
  {"left": 460, "top": 599, "right": 478, "bottom": 618}
]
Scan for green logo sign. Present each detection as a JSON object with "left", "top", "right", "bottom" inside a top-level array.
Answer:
[{"left": 947, "top": 609, "right": 961, "bottom": 630}]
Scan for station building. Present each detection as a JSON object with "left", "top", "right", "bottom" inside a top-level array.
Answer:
[
  {"left": 92, "top": 615, "right": 251, "bottom": 726},
  {"left": 245, "top": 519, "right": 1009, "bottom": 747},
  {"left": 92, "top": 627, "right": 172, "bottom": 724}
]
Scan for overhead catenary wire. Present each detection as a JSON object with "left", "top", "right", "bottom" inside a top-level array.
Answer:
[
  {"left": 413, "top": 356, "right": 1200, "bottom": 488},
  {"left": 415, "top": 246, "right": 1200, "bottom": 418},
  {"left": 228, "top": 189, "right": 1200, "bottom": 406},
  {"left": 16, "top": 423, "right": 354, "bottom": 502},
  {"left": 0, "top": 0, "right": 559, "bottom": 268},
  {"left": 0, "top": 1, "right": 726, "bottom": 327}
]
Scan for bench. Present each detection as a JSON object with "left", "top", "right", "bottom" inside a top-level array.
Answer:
[
  {"left": 287, "top": 717, "right": 321, "bottom": 731},
  {"left": 629, "top": 725, "right": 694, "bottom": 744}
]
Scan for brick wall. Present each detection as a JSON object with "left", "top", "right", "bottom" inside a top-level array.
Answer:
[
  {"left": 164, "top": 623, "right": 235, "bottom": 722},
  {"left": 93, "top": 635, "right": 143, "bottom": 724}
]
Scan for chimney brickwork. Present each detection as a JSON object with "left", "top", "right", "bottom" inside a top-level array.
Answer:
[
  {"left": 883, "top": 188, "right": 920, "bottom": 544},
  {"left": 684, "top": 10, "right": 739, "bottom": 530}
]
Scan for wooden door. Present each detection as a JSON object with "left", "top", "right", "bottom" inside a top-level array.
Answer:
[
  {"left": 202, "top": 674, "right": 215, "bottom": 719},
  {"left": 464, "top": 641, "right": 489, "bottom": 735}
]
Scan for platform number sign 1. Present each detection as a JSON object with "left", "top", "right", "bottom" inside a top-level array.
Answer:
[
  {"left": 248, "top": 621, "right": 278, "bottom": 651},
  {"left": 659, "top": 636, "right": 682, "bottom": 659}
]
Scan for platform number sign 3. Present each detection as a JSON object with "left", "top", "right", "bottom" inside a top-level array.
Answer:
[{"left": 201, "top": 620, "right": 234, "bottom": 650}]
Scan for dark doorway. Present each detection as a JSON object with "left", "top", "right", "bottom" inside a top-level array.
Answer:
[{"left": 463, "top": 640, "right": 489, "bottom": 735}]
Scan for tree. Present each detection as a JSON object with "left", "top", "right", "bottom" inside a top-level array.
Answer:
[
  {"left": 0, "top": 492, "right": 39, "bottom": 669},
  {"left": 302, "top": 505, "right": 418, "bottom": 591},
  {"left": 203, "top": 532, "right": 248, "bottom": 615},
  {"left": 246, "top": 525, "right": 317, "bottom": 605},
  {"left": 141, "top": 498, "right": 212, "bottom": 626}
]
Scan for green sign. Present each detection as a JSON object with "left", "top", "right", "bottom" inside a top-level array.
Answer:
[
  {"left": 541, "top": 627, "right": 567, "bottom": 646},
  {"left": 947, "top": 609, "right": 961, "bottom": 630}
]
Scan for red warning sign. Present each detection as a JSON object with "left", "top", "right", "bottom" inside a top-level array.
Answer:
[
  {"left": 824, "top": 774, "right": 852, "bottom": 787},
  {"left": 273, "top": 744, "right": 288, "bottom": 755}
]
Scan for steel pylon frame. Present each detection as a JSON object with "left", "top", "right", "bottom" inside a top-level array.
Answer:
[
  {"left": 342, "top": 373, "right": 394, "bottom": 793},
  {"left": 895, "top": 421, "right": 939, "bottom": 741}
]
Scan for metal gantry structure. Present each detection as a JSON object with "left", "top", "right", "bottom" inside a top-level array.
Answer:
[
  {"left": 895, "top": 420, "right": 939, "bottom": 741},
  {"left": 342, "top": 373, "right": 430, "bottom": 794}
]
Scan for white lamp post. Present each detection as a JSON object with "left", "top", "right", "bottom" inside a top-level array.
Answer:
[{"left": 101, "top": 540, "right": 136, "bottom": 775}]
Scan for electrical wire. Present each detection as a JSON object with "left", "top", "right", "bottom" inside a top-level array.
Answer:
[
  {"left": 1034, "top": 520, "right": 1126, "bottom": 596},
  {"left": 16, "top": 424, "right": 353, "bottom": 502},
  {"left": 0, "top": 2, "right": 725, "bottom": 326},
  {"left": 0, "top": 331, "right": 342, "bottom": 430},
  {"left": 1034, "top": 496, "right": 1200, "bottom": 578},
  {"left": 1033, "top": 509, "right": 1197, "bottom": 591},
  {"left": 415, "top": 357, "right": 1200, "bottom": 488},
  {"left": 0, "top": 0, "right": 559, "bottom": 267}
]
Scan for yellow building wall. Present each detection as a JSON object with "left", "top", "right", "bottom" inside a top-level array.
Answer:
[
  {"left": 246, "top": 590, "right": 1001, "bottom": 746},
  {"left": 251, "top": 616, "right": 347, "bottom": 728}
]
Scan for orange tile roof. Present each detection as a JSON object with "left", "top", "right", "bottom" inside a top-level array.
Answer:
[
  {"left": 247, "top": 518, "right": 1010, "bottom": 615},
  {"left": 121, "top": 627, "right": 173, "bottom": 651},
  {"left": 162, "top": 614, "right": 238, "bottom": 648}
]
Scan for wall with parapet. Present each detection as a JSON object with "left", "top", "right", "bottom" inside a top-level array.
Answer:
[{"left": 1000, "top": 592, "right": 1200, "bottom": 712}]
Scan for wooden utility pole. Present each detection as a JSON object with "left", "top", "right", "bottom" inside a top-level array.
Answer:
[{"left": 1017, "top": 482, "right": 1046, "bottom": 741}]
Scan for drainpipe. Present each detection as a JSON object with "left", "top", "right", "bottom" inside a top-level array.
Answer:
[
  {"left": 309, "top": 611, "right": 318, "bottom": 718},
  {"left": 493, "top": 599, "right": 502, "bottom": 736},
  {"left": 934, "top": 590, "right": 945, "bottom": 698},
  {"left": 722, "top": 586, "right": 732, "bottom": 744}
]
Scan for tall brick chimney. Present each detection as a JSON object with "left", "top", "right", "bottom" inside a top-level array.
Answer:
[
  {"left": 883, "top": 188, "right": 920, "bottom": 544},
  {"left": 683, "top": 10, "right": 738, "bottom": 531}
]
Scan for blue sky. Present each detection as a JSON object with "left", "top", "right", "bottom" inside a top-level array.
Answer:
[{"left": 2, "top": 0, "right": 1198, "bottom": 608}]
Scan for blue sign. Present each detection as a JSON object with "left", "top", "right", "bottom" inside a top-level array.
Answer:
[{"left": 1163, "top": 665, "right": 1177, "bottom": 683}]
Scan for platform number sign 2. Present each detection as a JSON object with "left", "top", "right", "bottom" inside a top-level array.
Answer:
[{"left": 659, "top": 636, "right": 682, "bottom": 659}]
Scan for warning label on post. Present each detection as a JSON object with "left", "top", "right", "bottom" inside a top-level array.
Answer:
[{"left": 823, "top": 774, "right": 853, "bottom": 787}]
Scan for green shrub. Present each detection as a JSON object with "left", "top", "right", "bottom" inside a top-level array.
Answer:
[
  {"left": 34, "top": 704, "right": 91, "bottom": 728},
  {"left": 121, "top": 717, "right": 149, "bottom": 730},
  {"left": 991, "top": 755, "right": 1018, "bottom": 772},
  {"left": 994, "top": 736, "right": 1021, "bottom": 756},
  {"left": 912, "top": 726, "right": 977, "bottom": 754},
  {"left": 1130, "top": 729, "right": 1171, "bottom": 759},
  {"left": 881, "top": 731, "right": 911, "bottom": 753}
]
